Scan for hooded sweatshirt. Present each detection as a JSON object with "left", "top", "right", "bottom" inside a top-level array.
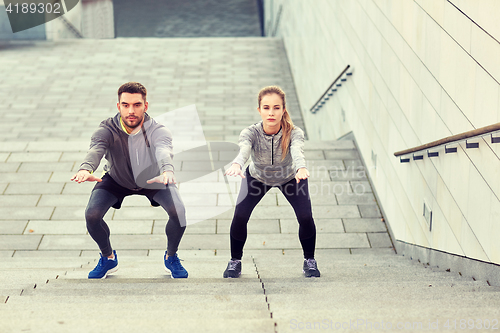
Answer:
[
  {"left": 232, "top": 121, "right": 307, "bottom": 186},
  {"left": 79, "top": 112, "right": 174, "bottom": 191}
]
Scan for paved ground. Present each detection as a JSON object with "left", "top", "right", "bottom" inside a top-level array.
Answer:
[
  {"left": 113, "top": 0, "right": 262, "bottom": 37},
  {"left": 1, "top": 37, "right": 499, "bottom": 332}
]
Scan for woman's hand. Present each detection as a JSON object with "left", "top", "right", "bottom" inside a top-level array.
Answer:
[
  {"left": 295, "top": 167, "right": 309, "bottom": 183},
  {"left": 225, "top": 163, "right": 245, "bottom": 178}
]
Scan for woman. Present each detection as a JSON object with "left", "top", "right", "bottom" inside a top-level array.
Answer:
[{"left": 223, "top": 85, "right": 320, "bottom": 278}]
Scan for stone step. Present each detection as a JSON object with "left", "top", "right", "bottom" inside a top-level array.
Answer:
[{"left": 0, "top": 303, "right": 276, "bottom": 333}]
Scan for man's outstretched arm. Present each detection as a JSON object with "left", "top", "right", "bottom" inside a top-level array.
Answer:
[{"left": 70, "top": 127, "right": 110, "bottom": 183}]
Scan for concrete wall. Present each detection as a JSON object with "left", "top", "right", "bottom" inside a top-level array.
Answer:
[
  {"left": 265, "top": 0, "right": 500, "bottom": 266},
  {"left": 81, "top": 0, "right": 114, "bottom": 39}
]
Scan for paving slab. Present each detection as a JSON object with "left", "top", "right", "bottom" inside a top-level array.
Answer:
[
  {"left": 217, "top": 219, "right": 280, "bottom": 234},
  {"left": 7, "top": 152, "right": 62, "bottom": 162},
  {"left": 26, "top": 141, "right": 88, "bottom": 151},
  {"left": 37, "top": 194, "right": 90, "bottom": 207},
  {"left": 24, "top": 220, "right": 87, "bottom": 235},
  {"left": 61, "top": 182, "right": 97, "bottom": 194},
  {"left": 336, "top": 192, "right": 377, "bottom": 205},
  {"left": 359, "top": 205, "right": 383, "bottom": 218},
  {"left": 153, "top": 219, "right": 216, "bottom": 235},
  {"left": 307, "top": 181, "right": 354, "bottom": 195},
  {"left": 367, "top": 232, "right": 393, "bottom": 248},
  {"left": 50, "top": 206, "right": 113, "bottom": 220},
  {"left": 81, "top": 250, "right": 150, "bottom": 257},
  {"left": 0, "top": 172, "right": 52, "bottom": 183},
  {"left": 37, "top": 235, "right": 98, "bottom": 251},
  {"left": 351, "top": 180, "right": 373, "bottom": 193},
  {"left": 0, "top": 220, "right": 28, "bottom": 234},
  {"left": 0, "top": 207, "right": 54, "bottom": 220},
  {"left": 0, "top": 194, "right": 40, "bottom": 207},
  {"left": 5, "top": 183, "right": 64, "bottom": 195},
  {"left": 280, "top": 218, "right": 344, "bottom": 234},
  {"left": 0, "top": 250, "right": 15, "bottom": 257},
  {"left": 304, "top": 141, "right": 356, "bottom": 150},
  {"left": 0, "top": 162, "right": 21, "bottom": 172},
  {"left": 343, "top": 218, "right": 387, "bottom": 232},
  {"left": 12, "top": 250, "right": 82, "bottom": 257},
  {"left": 303, "top": 150, "right": 325, "bottom": 160},
  {"left": 324, "top": 150, "right": 360, "bottom": 160},
  {"left": 0, "top": 142, "right": 28, "bottom": 151},
  {"left": 0, "top": 153, "right": 9, "bottom": 162},
  {"left": 330, "top": 168, "right": 368, "bottom": 181},
  {"left": 219, "top": 192, "right": 277, "bottom": 206}
]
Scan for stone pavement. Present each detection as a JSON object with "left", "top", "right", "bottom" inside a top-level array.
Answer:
[{"left": 1, "top": 38, "right": 499, "bottom": 332}]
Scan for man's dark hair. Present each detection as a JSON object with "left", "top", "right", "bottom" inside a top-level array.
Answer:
[{"left": 118, "top": 82, "right": 147, "bottom": 102}]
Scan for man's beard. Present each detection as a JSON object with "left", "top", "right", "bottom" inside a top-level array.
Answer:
[{"left": 124, "top": 116, "right": 143, "bottom": 129}]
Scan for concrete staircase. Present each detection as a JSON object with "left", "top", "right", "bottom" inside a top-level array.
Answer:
[
  {"left": 2, "top": 250, "right": 500, "bottom": 333},
  {"left": 1, "top": 37, "right": 499, "bottom": 333}
]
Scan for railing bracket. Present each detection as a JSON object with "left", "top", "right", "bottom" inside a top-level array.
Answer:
[
  {"left": 466, "top": 140, "right": 479, "bottom": 149},
  {"left": 413, "top": 154, "right": 423, "bottom": 161},
  {"left": 491, "top": 134, "right": 500, "bottom": 143},
  {"left": 400, "top": 157, "right": 410, "bottom": 163},
  {"left": 445, "top": 146, "right": 457, "bottom": 154},
  {"left": 427, "top": 150, "right": 439, "bottom": 157}
]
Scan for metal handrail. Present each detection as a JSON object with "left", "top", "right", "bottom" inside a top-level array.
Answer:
[
  {"left": 310, "top": 65, "right": 351, "bottom": 113},
  {"left": 394, "top": 122, "right": 500, "bottom": 157},
  {"left": 59, "top": 15, "right": 83, "bottom": 38}
]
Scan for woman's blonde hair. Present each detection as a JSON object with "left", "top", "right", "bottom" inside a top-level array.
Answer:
[{"left": 258, "top": 86, "right": 294, "bottom": 160}]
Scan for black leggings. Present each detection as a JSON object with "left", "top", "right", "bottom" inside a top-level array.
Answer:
[
  {"left": 230, "top": 169, "right": 316, "bottom": 260},
  {"left": 85, "top": 187, "right": 186, "bottom": 257}
]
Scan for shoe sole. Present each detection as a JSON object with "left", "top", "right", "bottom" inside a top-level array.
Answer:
[
  {"left": 89, "top": 265, "right": 118, "bottom": 280},
  {"left": 103, "top": 265, "right": 119, "bottom": 279},
  {"left": 303, "top": 270, "right": 320, "bottom": 278},
  {"left": 223, "top": 272, "right": 241, "bottom": 278},
  {"left": 164, "top": 267, "right": 188, "bottom": 279}
]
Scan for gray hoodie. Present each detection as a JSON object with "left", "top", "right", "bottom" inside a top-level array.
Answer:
[
  {"left": 232, "top": 121, "right": 307, "bottom": 186},
  {"left": 79, "top": 113, "right": 174, "bottom": 190}
]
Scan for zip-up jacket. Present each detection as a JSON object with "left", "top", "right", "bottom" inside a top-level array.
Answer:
[
  {"left": 79, "top": 112, "right": 174, "bottom": 190},
  {"left": 232, "top": 121, "right": 307, "bottom": 186}
]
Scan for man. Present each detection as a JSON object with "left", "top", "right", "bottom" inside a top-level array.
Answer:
[{"left": 71, "top": 82, "right": 188, "bottom": 279}]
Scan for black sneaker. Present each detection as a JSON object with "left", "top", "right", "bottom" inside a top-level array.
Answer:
[
  {"left": 223, "top": 259, "right": 241, "bottom": 278},
  {"left": 303, "top": 258, "right": 320, "bottom": 278}
]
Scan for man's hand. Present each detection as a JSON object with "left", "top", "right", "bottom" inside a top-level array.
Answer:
[
  {"left": 295, "top": 167, "right": 309, "bottom": 183},
  {"left": 70, "top": 170, "right": 102, "bottom": 183},
  {"left": 224, "top": 163, "right": 245, "bottom": 178},
  {"left": 147, "top": 171, "right": 176, "bottom": 185}
]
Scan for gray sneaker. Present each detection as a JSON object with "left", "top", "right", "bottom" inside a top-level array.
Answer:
[
  {"left": 303, "top": 258, "right": 320, "bottom": 278},
  {"left": 223, "top": 259, "right": 241, "bottom": 278}
]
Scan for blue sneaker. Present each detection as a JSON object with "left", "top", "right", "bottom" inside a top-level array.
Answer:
[
  {"left": 88, "top": 250, "right": 118, "bottom": 279},
  {"left": 164, "top": 252, "right": 188, "bottom": 278}
]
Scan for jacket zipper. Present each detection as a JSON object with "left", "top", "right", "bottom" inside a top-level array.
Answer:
[{"left": 271, "top": 135, "right": 274, "bottom": 165}]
